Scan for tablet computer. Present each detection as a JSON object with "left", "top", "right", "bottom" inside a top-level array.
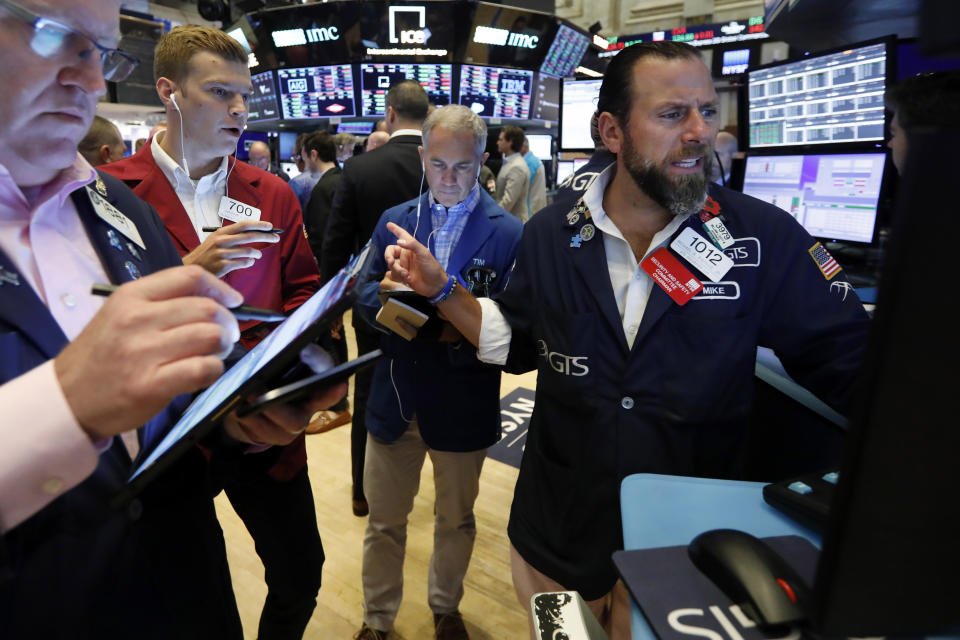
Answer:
[{"left": 118, "top": 246, "right": 372, "bottom": 503}]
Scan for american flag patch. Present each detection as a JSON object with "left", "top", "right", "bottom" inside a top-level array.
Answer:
[{"left": 808, "top": 242, "right": 842, "bottom": 280}]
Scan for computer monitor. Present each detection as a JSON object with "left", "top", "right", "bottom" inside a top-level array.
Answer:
[
  {"left": 526, "top": 134, "right": 552, "bottom": 160},
  {"left": 540, "top": 23, "right": 590, "bottom": 78},
  {"left": 458, "top": 65, "right": 533, "bottom": 119},
  {"left": 560, "top": 78, "right": 601, "bottom": 151},
  {"left": 337, "top": 121, "right": 375, "bottom": 135},
  {"left": 248, "top": 70, "right": 280, "bottom": 123},
  {"left": 277, "top": 65, "right": 356, "bottom": 119},
  {"left": 572, "top": 157, "right": 588, "bottom": 172},
  {"left": 277, "top": 131, "right": 298, "bottom": 163},
  {"left": 360, "top": 63, "right": 453, "bottom": 117},
  {"left": 807, "top": 130, "right": 960, "bottom": 637},
  {"left": 747, "top": 38, "right": 890, "bottom": 149},
  {"left": 741, "top": 152, "right": 886, "bottom": 244},
  {"left": 531, "top": 74, "right": 560, "bottom": 122},
  {"left": 556, "top": 159, "right": 575, "bottom": 185},
  {"left": 720, "top": 48, "right": 751, "bottom": 76}
]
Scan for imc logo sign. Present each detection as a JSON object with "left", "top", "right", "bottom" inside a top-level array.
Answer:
[
  {"left": 473, "top": 25, "right": 540, "bottom": 49},
  {"left": 271, "top": 27, "right": 339, "bottom": 48},
  {"left": 389, "top": 6, "right": 432, "bottom": 44}
]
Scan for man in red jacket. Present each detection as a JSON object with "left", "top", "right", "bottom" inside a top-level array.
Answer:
[{"left": 102, "top": 25, "right": 324, "bottom": 640}]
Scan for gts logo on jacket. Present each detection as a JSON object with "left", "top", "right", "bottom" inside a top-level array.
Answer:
[{"left": 537, "top": 340, "right": 589, "bottom": 376}]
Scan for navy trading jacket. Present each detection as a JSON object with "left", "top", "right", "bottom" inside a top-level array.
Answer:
[
  {"left": 356, "top": 189, "right": 523, "bottom": 452},
  {"left": 499, "top": 181, "right": 871, "bottom": 599},
  {"left": 0, "top": 172, "right": 246, "bottom": 639}
]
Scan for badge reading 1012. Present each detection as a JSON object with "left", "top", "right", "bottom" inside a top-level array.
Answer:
[
  {"left": 670, "top": 226, "right": 734, "bottom": 282},
  {"left": 218, "top": 196, "right": 261, "bottom": 223}
]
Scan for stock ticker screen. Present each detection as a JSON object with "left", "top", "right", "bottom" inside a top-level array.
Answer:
[
  {"left": 278, "top": 65, "right": 356, "bottom": 119},
  {"left": 360, "top": 63, "right": 453, "bottom": 116},
  {"left": 540, "top": 24, "right": 589, "bottom": 78},
  {"left": 748, "top": 41, "right": 888, "bottom": 148},
  {"left": 248, "top": 71, "right": 280, "bottom": 122},
  {"left": 742, "top": 152, "right": 887, "bottom": 243},
  {"left": 459, "top": 65, "right": 533, "bottom": 119}
]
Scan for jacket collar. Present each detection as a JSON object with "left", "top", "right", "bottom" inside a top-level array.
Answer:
[
  {"left": 114, "top": 144, "right": 263, "bottom": 253},
  {"left": 404, "top": 190, "right": 502, "bottom": 279}
]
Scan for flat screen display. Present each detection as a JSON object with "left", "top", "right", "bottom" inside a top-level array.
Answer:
[
  {"left": 556, "top": 159, "right": 575, "bottom": 184},
  {"left": 459, "top": 64, "right": 533, "bottom": 119},
  {"left": 337, "top": 121, "right": 375, "bottom": 135},
  {"left": 541, "top": 23, "right": 590, "bottom": 77},
  {"left": 531, "top": 74, "right": 560, "bottom": 121},
  {"left": 464, "top": 4, "right": 556, "bottom": 68},
  {"left": 573, "top": 157, "right": 588, "bottom": 172},
  {"left": 360, "top": 63, "right": 453, "bottom": 116},
  {"left": 741, "top": 152, "right": 887, "bottom": 243},
  {"left": 248, "top": 70, "right": 280, "bottom": 122},
  {"left": 560, "top": 78, "right": 601, "bottom": 150},
  {"left": 747, "top": 41, "right": 888, "bottom": 149},
  {"left": 278, "top": 65, "right": 356, "bottom": 119},
  {"left": 278, "top": 131, "right": 298, "bottom": 161},
  {"left": 526, "top": 134, "right": 552, "bottom": 160},
  {"left": 721, "top": 48, "right": 751, "bottom": 75}
]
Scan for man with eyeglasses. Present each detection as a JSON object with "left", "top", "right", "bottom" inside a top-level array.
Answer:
[
  {"left": 0, "top": 0, "right": 344, "bottom": 637},
  {"left": 100, "top": 24, "right": 326, "bottom": 640}
]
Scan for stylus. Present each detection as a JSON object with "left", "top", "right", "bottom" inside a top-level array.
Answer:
[
  {"left": 201, "top": 226, "right": 284, "bottom": 233},
  {"left": 90, "top": 283, "right": 288, "bottom": 323}
]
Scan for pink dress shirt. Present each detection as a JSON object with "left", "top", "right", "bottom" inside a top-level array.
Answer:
[{"left": 0, "top": 155, "right": 110, "bottom": 530}]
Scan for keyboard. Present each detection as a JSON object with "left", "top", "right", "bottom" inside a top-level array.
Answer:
[{"left": 762, "top": 469, "right": 839, "bottom": 533}]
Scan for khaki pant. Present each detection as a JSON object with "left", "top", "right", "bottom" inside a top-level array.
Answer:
[{"left": 361, "top": 419, "right": 487, "bottom": 631}]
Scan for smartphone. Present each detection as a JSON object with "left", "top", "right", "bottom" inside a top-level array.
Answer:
[{"left": 236, "top": 349, "right": 383, "bottom": 417}]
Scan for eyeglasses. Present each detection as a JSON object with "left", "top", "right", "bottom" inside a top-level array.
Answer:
[{"left": 0, "top": 0, "right": 139, "bottom": 82}]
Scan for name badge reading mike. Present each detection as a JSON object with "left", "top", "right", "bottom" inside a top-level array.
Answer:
[
  {"left": 86, "top": 186, "right": 146, "bottom": 249},
  {"left": 218, "top": 196, "right": 261, "bottom": 223}
]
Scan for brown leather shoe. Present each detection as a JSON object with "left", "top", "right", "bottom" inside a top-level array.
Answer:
[
  {"left": 305, "top": 409, "right": 351, "bottom": 435},
  {"left": 434, "top": 611, "right": 470, "bottom": 640},
  {"left": 353, "top": 623, "right": 388, "bottom": 640},
  {"left": 352, "top": 498, "right": 369, "bottom": 517}
]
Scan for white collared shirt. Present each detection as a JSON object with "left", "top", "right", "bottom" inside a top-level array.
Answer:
[
  {"left": 151, "top": 132, "right": 229, "bottom": 239},
  {"left": 477, "top": 164, "right": 688, "bottom": 363},
  {"left": 389, "top": 129, "right": 422, "bottom": 139}
]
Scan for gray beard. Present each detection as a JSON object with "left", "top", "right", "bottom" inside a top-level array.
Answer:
[{"left": 622, "top": 138, "right": 713, "bottom": 216}]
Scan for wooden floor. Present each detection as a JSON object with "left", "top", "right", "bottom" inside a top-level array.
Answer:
[{"left": 216, "top": 314, "right": 537, "bottom": 639}]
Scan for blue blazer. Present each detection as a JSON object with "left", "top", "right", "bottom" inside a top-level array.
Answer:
[
  {"left": 0, "top": 172, "right": 243, "bottom": 639},
  {"left": 356, "top": 190, "right": 523, "bottom": 452}
]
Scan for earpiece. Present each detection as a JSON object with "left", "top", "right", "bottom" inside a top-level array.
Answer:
[{"left": 170, "top": 92, "right": 180, "bottom": 111}]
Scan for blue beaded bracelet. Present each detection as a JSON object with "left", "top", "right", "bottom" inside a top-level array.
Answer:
[{"left": 428, "top": 274, "right": 458, "bottom": 305}]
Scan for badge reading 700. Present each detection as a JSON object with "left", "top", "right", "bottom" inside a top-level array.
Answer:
[{"left": 218, "top": 196, "right": 262, "bottom": 223}]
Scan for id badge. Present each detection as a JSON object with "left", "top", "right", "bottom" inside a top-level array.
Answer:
[
  {"left": 86, "top": 186, "right": 145, "bottom": 249},
  {"left": 218, "top": 196, "right": 261, "bottom": 223},
  {"left": 640, "top": 247, "right": 702, "bottom": 305},
  {"left": 703, "top": 217, "right": 734, "bottom": 249},
  {"left": 670, "top": 227, "right": 734, "bottom": 282}
]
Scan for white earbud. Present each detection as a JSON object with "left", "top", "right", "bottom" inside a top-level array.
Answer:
[{"left": 170, "top": 91, "right": 189, "bottom": 174}]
